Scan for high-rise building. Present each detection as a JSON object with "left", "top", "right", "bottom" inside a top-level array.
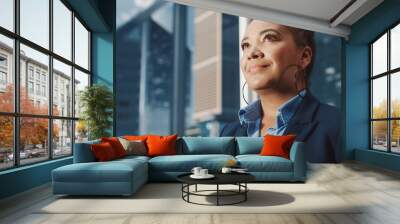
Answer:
[{"left": 192, "top": 9, "right": 240, "bottom": 136}]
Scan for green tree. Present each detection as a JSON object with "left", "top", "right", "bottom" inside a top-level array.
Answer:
[{"left": 79, "top": 84, "right": 114, "bottom": 140}]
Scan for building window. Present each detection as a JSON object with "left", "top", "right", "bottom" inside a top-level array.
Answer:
[
  {"left": 0, "top": 55, "right": 7, "bottom": 67},
  {"left": 35, "top": 70, "right": 40, "bottom": 81},
  {"left": 41, "top": 73, "right": 46, "bottom": 83},
  {"left": 42, "top": 85, "right": 46, "bottom": 97},
  {"left": 28, "top": 81, "right": 34, "bottom": 94},
  {"left": 0, "top": 54, "right": 7, "bottom": 89},
  {"left": 0, "top": 0, "right": 91, "bottom": 170},
  {"left": 28, "top": 67, "right": 34, "bottom": 80},
  {"left": 370, "top": 23, "right": 400, "bottom": 154},
  {"left": 36, "top": 83, "right": 40, "bottom": 95}
]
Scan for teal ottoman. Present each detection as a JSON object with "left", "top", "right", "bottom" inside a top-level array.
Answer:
[{"left": 52, "top": 156, "right": 148, "bottom": 196}]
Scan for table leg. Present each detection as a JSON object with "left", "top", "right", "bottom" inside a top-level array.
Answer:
[
  {"left": 195, "top": 184, "right": 197, "bottom": 192},
  {"left": 217, "top": 184, "right": 219, "bottom": 206},
  {"left": 187, "top": 184, "right": 190, "bottom": 202},
  {"left": 245, "top": 183, "right": 247, "bottom": 201}
]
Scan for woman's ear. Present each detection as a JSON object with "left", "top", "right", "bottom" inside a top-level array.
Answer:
[{"left": 299, "top": 46, "right": 312, "bottom": 70}]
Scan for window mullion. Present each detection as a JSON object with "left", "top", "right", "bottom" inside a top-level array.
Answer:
[
  {"left": 14, "top": 0, "right": 21, "bottom": 167},
  {"left": 370, "top": 45, "right": 373, "bottom": 149},
  {"left": 71, "top": 10, "right": 76, "bottom": 155},
  {"left": 48, "top": 0, "right": 54, "bottom": 160},
  {"left": 388, "top": 30, "right": 391, "bottom": 152}
]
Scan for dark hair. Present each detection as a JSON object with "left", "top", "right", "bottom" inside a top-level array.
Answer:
[{"left": 247, "top": 19, "right": 315, "bottom": 82}]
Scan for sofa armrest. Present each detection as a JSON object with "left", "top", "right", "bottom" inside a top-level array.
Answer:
[
  {"left": 73, "top": 140, "right": 100, "bottom": 163},
  {"left": 289, "top": 141, "right": 306, "bottom": 181}
]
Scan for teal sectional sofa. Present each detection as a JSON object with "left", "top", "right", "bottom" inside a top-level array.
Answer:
[{"left": 52, "top": 137, "right": 306, "bottom": 196}]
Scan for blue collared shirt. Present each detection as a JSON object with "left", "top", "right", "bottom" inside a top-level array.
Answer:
[{"left": 238, "top": 90, "right": 306, "bottom": 137}]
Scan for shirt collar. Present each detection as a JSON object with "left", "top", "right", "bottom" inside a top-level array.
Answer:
[
  {"left": 238, "top": 100, "right": 261, "bottom": 126},
  {"left": 277, "top": 89, "right": 306, "bottom": 124},
  {"left": 238, "top": 89, "right": 306, "bottom": 126}
]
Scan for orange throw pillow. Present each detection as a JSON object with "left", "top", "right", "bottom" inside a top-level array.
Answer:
[
  {"left": 91, "top": 142, "right": 117, "bottom": 161},
  {"left": 260, "top": 134, "right": 297, "bottom": 159},
  {"left": 101, "top": 137, "right": 127, "bottom": 158},
  {"left": 146, "top": 134, "right": 178, "bottom": 157}
]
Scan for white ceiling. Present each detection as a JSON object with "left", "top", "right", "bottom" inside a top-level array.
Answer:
[
  {"left": 226, "top": 0, "right": 352, "bottom": 22},
  {"left": 167, "top": 0, "right": 384, "bottom": 38}
]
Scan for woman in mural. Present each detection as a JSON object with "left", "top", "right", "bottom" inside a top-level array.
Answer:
[{"left": 220, "top": 19, "right": 341, "bottom": 163}]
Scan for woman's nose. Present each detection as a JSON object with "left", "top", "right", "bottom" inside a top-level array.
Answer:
[{"left": 248, "top": 47, "right": 264, "bottom": 60}]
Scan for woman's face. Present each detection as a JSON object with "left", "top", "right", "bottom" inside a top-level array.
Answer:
[{"left": 240, "top": 20, "right": 309, "bottom": 92}]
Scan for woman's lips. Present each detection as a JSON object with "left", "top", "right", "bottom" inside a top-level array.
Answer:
[{"left": 248, "top": 64, "right": 270, "bottom": 73}]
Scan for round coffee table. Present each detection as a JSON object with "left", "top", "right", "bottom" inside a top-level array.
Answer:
[{"left": 177, "top": 173, "right": 255, "bottom": 206}]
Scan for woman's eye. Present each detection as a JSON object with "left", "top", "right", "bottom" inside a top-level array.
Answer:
[
  {"left": 263, "top": 33, "right": 278, "bottom": 41},
  {"left": 241, "top": 42, "right": 250, "bottom": 50}
]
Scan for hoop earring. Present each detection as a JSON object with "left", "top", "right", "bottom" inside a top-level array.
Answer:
[
  {"left": 242, "top": 81, "right": 249, "bottom": 105},
  {"left": 294, "top": 68, "right": 307, "bottom": 98}
]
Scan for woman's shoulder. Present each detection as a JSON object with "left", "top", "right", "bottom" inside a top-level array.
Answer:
[
  {"left": 314, "top": 102, "right": 341, "bottom": 134},
  {"left": 318, "top": 102, "right": 341, "bottom": 119},
  {"left": 317, "top": 102, "right": 341, "bottom": 118}
]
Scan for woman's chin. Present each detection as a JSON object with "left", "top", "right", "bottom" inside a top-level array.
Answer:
[{"left": 247, "top": 80, "right": 275, "bottom": 91}]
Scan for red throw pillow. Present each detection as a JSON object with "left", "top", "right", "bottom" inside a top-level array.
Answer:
[
  {"left": 91, "top": 142, "right": 117, "bottom": 161},
  {"left": 146, "top": 134, "right": 178, "bottom": 157},
  {"left": 260, "top": 134, "right": 297, "bottom": 159},
  {"left": 101, "top": 137, "right": 127, "bottom": 158}
]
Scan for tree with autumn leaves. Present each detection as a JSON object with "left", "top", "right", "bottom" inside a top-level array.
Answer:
[
  {"left": 0, "top": 84, "right": 59, "bottom": 153},
  {"left": 372, "top": 99, "right": 400, "bottom": 143}
]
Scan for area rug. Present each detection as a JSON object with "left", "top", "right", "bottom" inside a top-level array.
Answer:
[{"left": 37, "top": 183, "right": 362, "bottom": 214}]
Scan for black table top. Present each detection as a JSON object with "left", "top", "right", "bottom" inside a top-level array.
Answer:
[{"left": 177, "top": 172, "right": 255, "bottom": 185}]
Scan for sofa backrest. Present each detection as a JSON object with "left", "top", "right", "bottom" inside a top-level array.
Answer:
[
  {"left": 178, "top": 137, "right": 235, "bottom": 155},
  {"left": 73, "top": 139, "right": 100, "bottom": 163},
  {"left": 235, "top": 137, "right": 263, "bottom": 155}
]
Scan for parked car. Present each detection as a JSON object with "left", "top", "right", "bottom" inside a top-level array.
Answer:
[{"left": 8, "top": 150, "right": 32, "bottom": 160}]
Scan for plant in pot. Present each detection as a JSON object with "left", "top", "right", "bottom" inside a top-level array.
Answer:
[{"left": 79, "top": 84, "right": 114, "bottom": 140}]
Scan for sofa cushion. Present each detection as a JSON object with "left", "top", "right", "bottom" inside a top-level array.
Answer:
[
  {"left": 91, "top": 142, "right": 118, "bottom": 161},
  {"left": 179, "top": 137, "right": 235, "bottom": 155},
  {"left": 236, "top": 155, "right": 293, "bottom": 172},
  {"left": 114, "top": 155, "right": 150, "bottom": 163},
  {"left": 260, "top": 134, "right": 296, "bottom": 159},
  {"left": 147, "top": 134, "right": 178, "bottom": 157},
  {"left": 118, "top": 138, "right": 147, "bottom": 156},
  {"left": 236, "top": 137, "right": 263, "bottom": 155},
  {"left": 52, "top": 158, "right": 147, "bottom": 183},
  {"left": 123, "top": 135, "right": 148, "bottom": 141},
  {"left": 101, "top": 137, "right": 127, "bottom": 158},
  {"left": 148, "top": 154, "right": 235, "bottom": 172}
]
